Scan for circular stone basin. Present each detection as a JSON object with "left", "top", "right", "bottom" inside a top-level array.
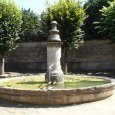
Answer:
[{"left": 0, "top": 75, "right": 114, "bottom": 105}]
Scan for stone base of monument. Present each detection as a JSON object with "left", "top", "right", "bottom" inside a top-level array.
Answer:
[
  {"left": 45, "top": 73, "right": 64, "bottom": 83},
  {"left": 45, "top": 73, "right": 64, "bottom": 89}
]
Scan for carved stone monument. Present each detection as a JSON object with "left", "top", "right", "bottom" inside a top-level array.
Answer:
[{"left": 45, "top": 21, "right": 64, "bottom": 83}]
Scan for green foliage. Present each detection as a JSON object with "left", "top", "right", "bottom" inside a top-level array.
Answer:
[
  {"left": 95, "top": 0, "right": 115, "bottom": 41},
  {"left": 20, "top": 9, "right": 43, "bottom": 42},
  {"left": 41, "top": 0, "right": 85, "bottom": 48},
  {"left": 83, "top": 0, "right": 113, "bottom": 40},
  {"left": 0, "top": 0, "right": 22, "bottom": 55}
]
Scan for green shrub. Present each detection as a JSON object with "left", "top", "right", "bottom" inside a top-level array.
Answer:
[
  {"left": 0, "top": 0, "right": 22, "bottom": 74},
  {"left": 83, "top": 0, "right": 113, "bottom": 40},
  {"left": 95, "top": 0, "right": 115, "bottom": 41}
]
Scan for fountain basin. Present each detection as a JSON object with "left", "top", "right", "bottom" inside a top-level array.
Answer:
[{"left": 0, "top": 76, "right": 114, "bottom": 105}]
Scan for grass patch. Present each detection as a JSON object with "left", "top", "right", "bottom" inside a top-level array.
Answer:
[{"left": 0, "top": 75, "right": 110, "bottom": 89}]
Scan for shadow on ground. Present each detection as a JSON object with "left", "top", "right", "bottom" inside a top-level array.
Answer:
[{"left": 73, "top": 70, "right": 115, "bottom": 78}]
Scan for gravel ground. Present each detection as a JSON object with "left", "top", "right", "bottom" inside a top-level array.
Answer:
[{"left": 0, "top": 72, "right": 115, "bottom": 115}]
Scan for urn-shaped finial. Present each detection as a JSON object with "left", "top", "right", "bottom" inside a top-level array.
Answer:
[
  {"left": 50, "top": 21, "right": 58, "bottom": 30},
  {"left": 48, "top": 21, "right": 61, "bottom": 41}
]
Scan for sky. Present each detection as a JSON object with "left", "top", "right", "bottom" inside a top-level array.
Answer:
[
  {"left": 14, "top": 0, "right": 86, "bottom": 15},
  {"left": 15, "top": 0, "right": 60, "bottom": 14}
]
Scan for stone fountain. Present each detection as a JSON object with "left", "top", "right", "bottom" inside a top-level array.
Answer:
[
  {"left": 0, "top": 21, "right": 114, "bottom": 105},
  {"left": 45, "top": 21, "right": 64, "bottom": 84}
]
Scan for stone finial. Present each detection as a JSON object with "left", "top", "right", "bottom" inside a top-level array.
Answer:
[
  {"left": 48, "top": 21, "right": 61, "bottom": 41},
  {"left": 50, "top": 21, "right": 58, "bottom": 30}
]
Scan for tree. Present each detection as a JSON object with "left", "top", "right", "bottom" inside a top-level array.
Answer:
[
  {"left": 20, "top": 9, "right": 43, "bottom": 42},
  {"left": 41, "top": 0, "right": 85, "bottom": 74},
  {"left": 95, "top": 0, "right": 115, "bottom": 41},
  {"left": 83, "top": 0, "right": 113, "bottom": 40},
  {"left": 0, "top": 0, "right": 22, "bottom": 75}
]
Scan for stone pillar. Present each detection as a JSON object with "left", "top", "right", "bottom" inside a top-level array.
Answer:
[{"left": 46, "top": 21, "right": 64, "bottom": 83}]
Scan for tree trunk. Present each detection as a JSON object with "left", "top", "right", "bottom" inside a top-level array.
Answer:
[
  {"left": 0, "top": 54, "right": 5, "bottom": 75},
  {"left": 62, "top": 47, "right": 68, "bottom": 74}
]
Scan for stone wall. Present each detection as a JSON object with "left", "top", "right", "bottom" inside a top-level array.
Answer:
[
  {"left": 4, "top": 42, "right": 47, "bottom": 72},
  {"left": 1, "top": 40, "right": 115, "bottom": 72},
  {"left": 67, "top": 40, "right": 115, "bottom": 72}
]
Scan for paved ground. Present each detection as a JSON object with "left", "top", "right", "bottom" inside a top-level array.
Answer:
[{"left": 0, "top": 72, "right": 115, "bottom": 115}]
